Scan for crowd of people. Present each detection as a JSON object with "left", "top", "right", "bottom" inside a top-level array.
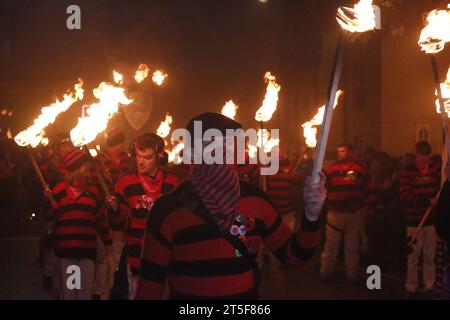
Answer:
[{"left": 0, "top": 112, "right": 449, "bottom": 300}]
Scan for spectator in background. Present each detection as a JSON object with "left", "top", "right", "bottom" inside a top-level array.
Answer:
[
  {"left": 43, "top": 149, "right": 114, "bottom": 300},
  {"left": 321, "top": 143, "right": 370, "bottom": 284},
  {"left": 363, "top": 146, "right": 377, "bottom": 170},
  {"left": 266, "top": 147, "right": 297, "bottom": 231},
  {"left": 366, "top": 152, "right": 404, "bottom": 273},
  {"left": 400, "top": 141, "right": 441, "bottom": 299}
]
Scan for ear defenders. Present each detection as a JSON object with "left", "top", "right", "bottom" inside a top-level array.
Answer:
[{"left": 130, "top": 133, "right": 168, "bottom": 166}]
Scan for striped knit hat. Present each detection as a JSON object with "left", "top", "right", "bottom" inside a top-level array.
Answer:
[{"left": 61, "top": 149, "right": 90, "bottom": 172}]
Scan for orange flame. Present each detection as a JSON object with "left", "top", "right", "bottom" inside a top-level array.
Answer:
[
  {"left": 436, "top": 66, "right": 450, "bottom": 118},
  {"left": 70, "top": 82, "right": 133, "bottom": 147},
  {"left": 336, "top": 0, "right": 376, "bottom": 33},
  {"left": 152, "top": 70, "right": 168, "bottom": 86},
  {"left": 7, "top": 128, "right": 13, "bottom": 140},
  {"left": 255, "top": 72, "right": 281, "bottom": 122},
  {"left": 168, "top": 142, "right": 184, "bottom": 164},
  {"left": 89, "top": 148, "right": 98, "bottom": 157},
  {"left": 221, "top": 100, "right": 238, "bottom": 120},
  {"left": 302, "top": 90, "right": 343, "bottom": 148},
  {"left": 14, "top": 80, "right": 84, "bottom": 148},
  {"left": 248, "top": 129, "right": 279, "bottom": 159},
  {"left": 419, "top": 5, "right": 450, "bottom": 54},
  {"left": 113, "top": 70, "right": 123, "bottom": 85},
  {"left": 157, "top": 113, "right": 173, "bottom": 138},
  {"left": 135, "top": 64, "right": 150, "bottom": 83}
]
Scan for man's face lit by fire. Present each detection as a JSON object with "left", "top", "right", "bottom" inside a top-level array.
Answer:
[
  {"left": 136, "top": 148, "right": 158, "bottom": 176},
  {"left": 337, "top": 147, "right": 351, "bottom": 162}
]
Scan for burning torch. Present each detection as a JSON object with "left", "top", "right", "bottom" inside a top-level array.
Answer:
[
  {"left": 13, "top": 80, "right": 84, "bottom": 196},
  {"left": 254, "top": 72, "right": 281, "bottom": 191},
  {"left": 70, "top": 81, "right": 133, "bottom": 196},
  {"left": 221, "top": 100, "right": 239, "bottom": 120},
  {"left": 311, "top": 0, "right": 377, "bottom": 185},
  {"left": 418, "top": 4, "right": 450, "bottom": 157},
  {"left": 407, "top": 5, "right": 450, "bottom": 252}
]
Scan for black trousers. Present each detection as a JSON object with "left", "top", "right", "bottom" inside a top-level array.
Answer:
[{"left": 109, "top": 247, "right": 129, "bottom": 300}]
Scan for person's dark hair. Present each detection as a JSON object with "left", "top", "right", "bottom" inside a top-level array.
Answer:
[
  {"left": 415, "top": 140, "right": 432, "bottom": 156},
  {"left": 338, "top": 142, "right": 354, "bottom": 151},
  {"left": 134, "top": 133, "right": 164, "bottom": 154}
]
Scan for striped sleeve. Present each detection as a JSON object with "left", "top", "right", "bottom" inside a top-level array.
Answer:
[
  {"left": 136, "top": 202, "right": 172, "bottom": 299},
  {"left": 42, "top": 182, "right": 65, "bottom": 220},
  {"left": 107, "top": 179, "right": 130, "bottom": 231},
  {"left": 260, "top": 199, "right": 320, "bottom": 268},
  {"left": 399, "top": 167, "right": 429, "bottom": 207},
  {"left": 96, "top": 209, "right": 113, "bottom": 247}
]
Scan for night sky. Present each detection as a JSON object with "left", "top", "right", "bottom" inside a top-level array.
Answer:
[{"left": 1, "top": 0, "right": 449, "bottom": 156}]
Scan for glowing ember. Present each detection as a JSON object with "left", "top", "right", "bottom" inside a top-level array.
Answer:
[
  {"left": 7, "top": 128, "right": 13, "bottom": 140},
  {"left": 221, "top": 100, "right": 239, "bottom": 120},
  {"left": 152, "top": 70, "right": 168, "bottom": 86},
  {"left": 255, "top": 72, "right": 281, "bottom": 122},
  {"left": 419, "top": 5, "right": 450, "bottom": 54},
  {"left": 70, "top": 82, "right": 133, "bottom": 147},
  {"left": 113, "top": 70, "right": 123, "bottom": 85},
  {"left": 135, "top": 64, "right": 150, "bottom": 83},
  {"left": 302, "top": 90, "right": 343, "bottom": 148},
  {"left": 41, "top": 137, "right": 49, "bottom": 146},
  {"left": 157, "top": 113, "right": 173, "bottom": 138},
  {"left": 8, "top": 110, "right": 13, "bottom": 117},
  {"left": 96, "top": 145, "right": 101, "bottom": 151},
  {"left": 1, "top": 109, "right": 6, "bottom": 116},
  {"left": 89, "top": 148, "right": 98, "bottom": 157},
  {"left": 336, "top": 0, "right": 376, "bottom": 33},
  {"left": 14, "top": 80, "right": 84, "bottom": 147},
  {"left": 436, "top": 66, "right": 450, "bottom": 117}
]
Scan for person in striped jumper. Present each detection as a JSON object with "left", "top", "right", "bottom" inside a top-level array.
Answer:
[
  {"left": 105, "top": 133, "right": 180, "bottom": 300},
  {"left": 43, "top": 149, "right": 113, "bottom": 300},
  {"left": 320, "top": 143, "right": 371, "bottom": 284},
  {"left": 136, "top": 113, "right": 326, "bottom": 299},
  {"left": 400, "top": 141, "right": 441, "bottom": 298}
]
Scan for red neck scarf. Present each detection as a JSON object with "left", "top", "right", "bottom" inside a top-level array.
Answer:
[
  {"left": 138, "top": 169, "right": 164, "bottom": 201},
  {"left": 191, "top": 164, "right": 240, "bottom": 233}
]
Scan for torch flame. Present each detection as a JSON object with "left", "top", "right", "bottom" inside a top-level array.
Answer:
[
  {"left": 257, "top": 129, "right": 280, "bottom": 153},
  {"left": 248, "top": 129, "right": 279, "bottom": 159},
  {"left": 168, "top": 142, "right": 184, "bottom": 164},
  {"left": 419, "top": 5, "right": 450, "bottom": 54},
  {"left": 302, "top": 90, "right": 343, "bottom": 148},
  {"left": 436, "top": 66, "right": 450, "bottom": 118},
  {"left": 157, "top": 113, "right": 173, "bottom": 139},
  {"left": 152, "top": 70, "right": 168, "bottom": 86},
  {"left": 336, "top": 0, "right": 376, "bottom": 33},
  {"left": 7, "top": 128, "right": 13, "bottom": 140},
  {"left": 113, "top": 70, "right": 123, "bottom": 85},
  {"left": 14, "top": 79, "right": 84, "bottom": 147},
  {"left": 135, "top": 64, "right": 150, "bottom": 83},
  {"left": 41, "top": 137, "right": 49, "bottom": 147},
  {"left": 89, "top": 148, "right": 98, "bottom": 157},
  {"left": 221, "top": 100, "right": 239, "bottom": 120},
  {"left": 255, "top": 72, "right": 281, "bottom": 122},
  {"left": 70, "top": 82, "right": 133, "bottom": 147}
]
